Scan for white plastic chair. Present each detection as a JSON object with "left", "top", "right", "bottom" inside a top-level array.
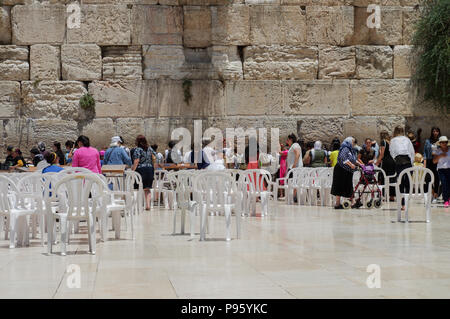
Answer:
[
  {"left": 95, "top": 174, "right": 134, "bottom": 241},
  {"left": 169, "top": 171, "right": 198, "bottom": 237},
  {"left": 193, "top": 171, "right": 240, "bottom": 241},
  {"left": 287, "top": 168, "right": 311, "bottom": 205},
  {"left": 395, "top": 166, "right": 434, "bottom": 223},
  {"left": 242, "top": 169, "right": 273, "bottom": 216},
  {"left": 45, "top": 173, "right": 105, "bottom": 255},
  {"left": 151, "top": 170, "right": 170, "bottom": 209},
  {"left": 0, "top": 175, "right": 37, "bottom": 248},
  {"left": 17, "top": 173, "right": 47, "bottom": 245},
  {"left": 125, "top": 170, "right": 144, "bottom": 215}
]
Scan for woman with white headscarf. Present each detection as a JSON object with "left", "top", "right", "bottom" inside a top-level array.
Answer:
[
  {"left": 331, "top": 137, "right": 360, "bottom": 209},
  {"left": 308, "top": 141, "right": 327, "bottom": 168}
]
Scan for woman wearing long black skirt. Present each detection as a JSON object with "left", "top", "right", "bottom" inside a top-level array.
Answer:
[
  {"left": 376, "top": 130, "right": 396, "bottom": 201},
  {"left": 331, "top": 137, "right": 360, "bottom": 209}
]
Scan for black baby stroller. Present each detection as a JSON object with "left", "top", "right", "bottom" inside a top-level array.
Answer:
[{"left": 343, "top": 164, "right": 383, "bottom": 209}]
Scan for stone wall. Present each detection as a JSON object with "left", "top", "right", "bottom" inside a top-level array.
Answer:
[{"left": 0, "top": 0, "right": 448, "bottom": 153}]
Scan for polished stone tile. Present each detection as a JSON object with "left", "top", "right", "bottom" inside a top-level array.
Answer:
[{"left": 0, "top": 202, "right": 449, "bottom": 298}]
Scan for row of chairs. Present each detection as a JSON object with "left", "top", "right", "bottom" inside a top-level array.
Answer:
[{"left": 0, "top": 167, "right": 144, "bottom": 255}]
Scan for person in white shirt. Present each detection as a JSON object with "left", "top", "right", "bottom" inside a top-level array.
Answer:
[
  {"left": 389, "top": 126, "right": 415, "bottom": 210},
  {"left": 286, "top": 133, "right": 303, "bottom": 170},
  {"left": 202, "top": 138, "right": 216, "bottom": 165}
]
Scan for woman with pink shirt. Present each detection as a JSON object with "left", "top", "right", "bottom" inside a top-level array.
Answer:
[{"left": 72, "top": 135, "right": 102, "bottom": 174}]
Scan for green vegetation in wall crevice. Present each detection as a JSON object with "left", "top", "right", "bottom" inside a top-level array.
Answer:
[{"left": 412, "top": 0, "right": 450, "bottom": 110}]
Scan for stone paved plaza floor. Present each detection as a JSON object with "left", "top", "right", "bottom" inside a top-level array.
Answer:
[{"left": 1, "top": 201, "right": 450, "bottom": 299}]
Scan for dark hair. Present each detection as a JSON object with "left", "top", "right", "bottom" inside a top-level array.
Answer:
[
  {"left": 365, "top": 138, "right": 372, "bottom": 143},
  {"left": 136, "top": 135, "right": 148, "bottom": 151},
  {"left": 65, "top": 140, "right": 74, "bottom": 149},
  {"left": 287, "top": 133, "right": 297, "bottom": 142},
  {"left": 168, "top": 140, "right": 176, "bottom": 149},
  {"left": 151, "top": 144, "right": 158, "bottom": 151},
  {"left": 332, "top": 141, "right": 340, "bottom": 151},
  {"left": 53, "top": 141, "right": 61, "bottom": 151},
  {"left": 76, "top": 135, "right": 90, "bottom": 148},
  {"left": 298, "top": 139, "right": 305, "bottom": 148},
  {"left": 393, "top": 126, "right": 404, "bottom": 137},
  {"left": 14, "top": 148, "right": 22, "bottom": 156},
  {"left": 44, "top": 151, "right": 57, "bottom": 164},
  {"left": 119, "top": 136, "right": 124, "bottom": 144},
  {"left": 306, "top": 141, "right": 314, "bottom": 149},
  {"left": 429, "top": 126, "right": 441, "bottom": 143},
  {"left": 30, "top": 147, "right": 40, "bottom": 155},
  {"left": 7, "top": 145, "right": 13, "bottom": 152}
]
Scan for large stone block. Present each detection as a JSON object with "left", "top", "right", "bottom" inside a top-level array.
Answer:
[
  {"left": 351, "top": 79, "right": 413, "bottom": 115},
  {"left": 178, "top": 0, "right": 232, "bottom": 4},
  {"left": 352, "top": 0, "right": 400, "bottom": 6},
  {"left": 211, "top": 5, "right": 250, "bottom": 45},
  {"left": 281, "top": 0, "right": 354, "bottom": 4},
  {"left": 298, "top": 116, "right": 345, "bottom": 143},
  {"left": 351, "top": 6, "right": 403, "bottom": 45},
  {"left": 402, "top": 7, "right": 421, "bottom": 45},
  {"left": 81, "top": 118, "right": 115, "bottom": 149},
  {"left": 67, "top": 5, "right": 131, "bottom": 45},
  {"left": 82, "top": 0, "right": 158, "bottom": 3},
  {"left": 21, "top": 81, "right": 87, "bottom": 120},
  {"left": 0, "top": 45, "right": 29, "bottom": 80},
  {"left": 61, "top": 44, "right": 102, "bottom": 81},
  {"left": 283, "top": 80, "right": 350, "bottom": 115},
  {"left": 142, "top": 117, "right": 201, "bottom": 150},
  {"left": 306, "top": 6, "right": 353, "bottom": 46},
  {"left": 102, "top": 46, "right": 143, "bottom": 80},
  {"left": 183, "top": 6, "right": 211, "bottom": 48},
  {"left": 0, "top": 81, "right": 20, "bottom": 118},
  {"left": 211, "top": 46, "right": 243, "bottom": 80},
  {"left": 142, "top": 45, "right": 186, "bottom": 80},
  {"left": 318, "top": 46, "right": 356, "bottom": 79},
  {"left": 115, "top": 118, "right": 146, "bottom": 149},
  {"left": 180, "top": 48, "right": 216, "bottom": 80},
  {"left": 243, "top": 45, "right": 318, "bottom": 80},
  {"left": 225, "top": 81, "right": 282, "bottom": 116},
  {"left": 0, "top": 7, "right": 11, "bottom": 44},
  {"left": 30, "top": 44, "right": 60, "bottom": 80},
  {"left": 12, "top": 5, "right": 65, "bottom": 45},
  {"left": 157, "top": 80, "right": 225, "bottom": 117},
  {"left": 394, "top": 45, "right": 413, "bottom": 78},
  {"left": 88, "top": 80, "right": 157, "bottom": 118},
  {"left": 30, "top": 119, "right": 79, "bottom": 150},
  {"left": 249, "top": 6, "right": 306, "bottom": 45},
  {"left": 355, "top": 45, "right": 393, "bottom": 79},
  {"left": 343, "top": 115, "right": 407, "bottom": 143},
  {"left": 0, "top": 118, "right": 29, "bottom": 151},
  {"left": 132, "top": 5, "right": 183, "bottom": 45}
]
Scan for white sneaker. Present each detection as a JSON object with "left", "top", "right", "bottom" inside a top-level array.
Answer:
[{"left": 432, "top": 198, "right": 437, "bottom": 204}]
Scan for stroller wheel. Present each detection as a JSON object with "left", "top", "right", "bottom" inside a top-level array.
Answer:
[
  {"left": 342, "top": 200, "right": 351, "bottom": 209},
  {"left": 374, "top": 199, "right": 382, "bottom": 208},
  {"left": 366, "top": 200, "right": 373, "bottom": 209}
]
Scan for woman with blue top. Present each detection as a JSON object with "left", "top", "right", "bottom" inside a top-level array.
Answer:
[
  {"left": 103, "top": 136, "right": 132, "bottom": 166},
  {"left": 42, "top": 152, "right": 64, "bottom": 174},
  {"left": 132, "top": 135, "right": 157, "bottom": 210}
]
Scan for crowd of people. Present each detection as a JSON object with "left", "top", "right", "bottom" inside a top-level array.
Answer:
[{"left": 2, "top": 125, "right": 449, "bottom": 210}]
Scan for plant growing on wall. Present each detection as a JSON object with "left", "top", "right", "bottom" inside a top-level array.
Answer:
[
  {"left": 79, "top": 93, "right": 95, "bottom": 111},
  {"left": 412, "top": 0, "right": 450, "bottom": 109},
  {"left": 182, "top": 80, "right": 193, "bottom": 105}
]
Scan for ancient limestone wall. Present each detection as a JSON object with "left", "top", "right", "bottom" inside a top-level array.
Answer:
[{"left": 0, "top": 0, "right": 448, "bottom": 151}]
